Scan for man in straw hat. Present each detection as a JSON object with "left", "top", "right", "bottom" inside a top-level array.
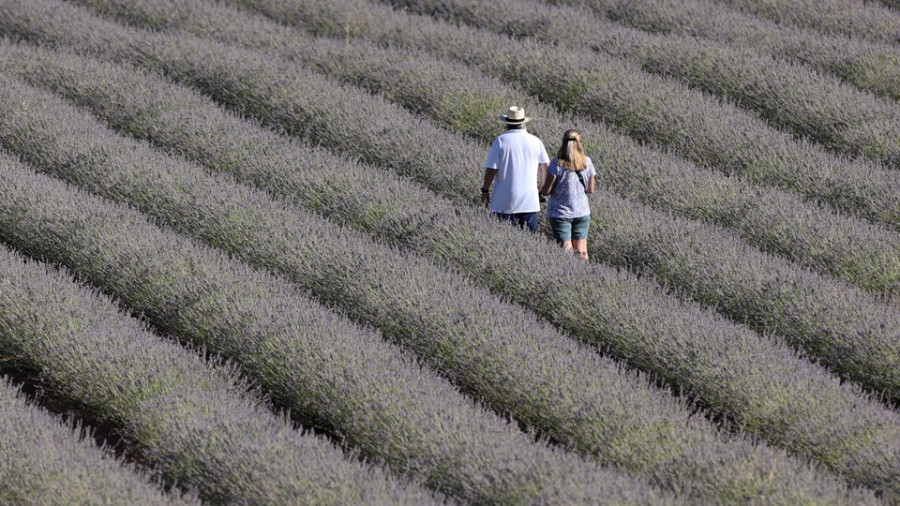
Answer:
[{"left": 481, "top": 106, "right": 550, "bottom": 232}]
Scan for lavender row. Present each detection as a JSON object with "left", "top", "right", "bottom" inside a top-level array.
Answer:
[
  {"left": 0, "top": 161, "right": 426, "bottom": 505},
  {"left": 0, "top": 373, "right": 185, "bottom": 505},
  {"left": 714, "top": 0, "right": 900, "bottom": 46},
  {"left": 0, "top": 78, "right": 666, "bottom": 505},
  {"left": 37, "top": 0, "right": 900, "bottom": 405},
  {"left": 219, "top": 0, "right": 900, "bottom": 231},
  {"left": 0, "top": 65, "right": 781, "bottom": 505},
  {"left": 15, "top": 0, "right": 900, "bottom": 491},
  {"left": 5, "top": 30, "right": 892, "bottom": 502},
  {"left": 387, "top": 0, "right": 900, "bottom": 169},
  {"left": 551, "top": 0, "right": 900, "bottom": 102},
  {"left": 63, "top": 0, "right": 900, "bottom": 298},
  {"left": 176, "top": 0, "right": 900, "bottom": 297},
  {"left": 82, "top": 0, "right": 900, "bottom": 171},
  {"left": 1, "top": 42, "right": 872, "bottom": 504}
]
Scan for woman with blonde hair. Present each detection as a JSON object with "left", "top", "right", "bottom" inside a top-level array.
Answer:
[{"left": 539, "top": 130, "right": 596, "bottom": 260}]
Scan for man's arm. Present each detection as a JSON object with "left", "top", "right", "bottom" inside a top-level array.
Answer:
[
  {"left": 537, "top": 162, "right": 550, "bottom": 192},
  {"left": 481, "top": 168, "right": 497, "bottom": 207}
]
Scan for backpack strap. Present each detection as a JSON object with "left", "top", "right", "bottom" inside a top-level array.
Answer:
[
  {"left": 573, "top": 170, "right": 586, "bottom": 190},
  {"left": 549, "top": 167, "right": 587, "bottom": 196}
]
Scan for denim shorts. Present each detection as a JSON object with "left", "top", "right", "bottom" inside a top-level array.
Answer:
[
  {"left": 495, "top": 212, "right": 538, "bottom": 233},
  {"left": 549, "top": 215, "right": 591, "bottom": 242}
]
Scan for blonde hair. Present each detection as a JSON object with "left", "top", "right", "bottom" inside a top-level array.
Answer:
[{"left": 556, "top": 129, "right": 586, "bottom": 172}]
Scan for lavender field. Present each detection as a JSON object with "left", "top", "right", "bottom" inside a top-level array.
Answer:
[{"left": 0, "top": 0, "right": 898, "bottom": 504}]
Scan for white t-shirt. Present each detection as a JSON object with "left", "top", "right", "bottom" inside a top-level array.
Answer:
[{"left": 484, "top": 128, "right": 550, "bottom": 214}]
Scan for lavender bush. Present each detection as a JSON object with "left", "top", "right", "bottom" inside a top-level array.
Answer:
[
  {"left": 222, "top": 0, "right": 900, "bottom": 230},
  {"left": 378, "top": 0, "right": 900, "bottom": 168},
  {"left": 550, "top": 0, "right": 900, "bottom": 102},
  {"left": 0, "top": 70, "right": 842, "bottom": 504},
  {"left": 0, "top": 83, "right": 671, "bottom": 505},
  {"left": 0, "top": 50, "right": 876, "bottom": 499},
  {"left": 0, "top": 373, "right": 187, "bottom": 505},
  {"left": 714, "top": 0, "right": 900, "bottom": 45},
  {"left": 45, "top": 0, "right": 900, "bottom": 298},
  {"left": 0, "top": 165, "right": 428, "bottom": 505},
  {"left": 76, "top": 0, "right": 900, "bottom": 168},
  {"left": 17, "top": 0, "right": 900, "bottom": 407},
  {"left": 0, "top": 33, "right": 897, "bottom": 502},
  {"left": 5, "top": 0, "right": 900, "bottom": 500}
]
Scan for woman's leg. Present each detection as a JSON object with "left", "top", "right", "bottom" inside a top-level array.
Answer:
[
  {"left": 548, "top": 218, "right": 573, "bottom": 251},
  {"left": 571, "top": 216, "right": 591, "bottom": 260},
  {"left": 572, "top": 239, "right": 588, "bottom": 260}
]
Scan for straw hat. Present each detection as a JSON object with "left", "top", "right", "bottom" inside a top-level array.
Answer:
[{"left": 499, "top": 106, "right": 531, "bottom": 124}]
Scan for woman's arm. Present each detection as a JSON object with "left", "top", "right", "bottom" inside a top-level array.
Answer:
[{"left": 585, "top": 176, "right": 594, "bottom": 194}]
